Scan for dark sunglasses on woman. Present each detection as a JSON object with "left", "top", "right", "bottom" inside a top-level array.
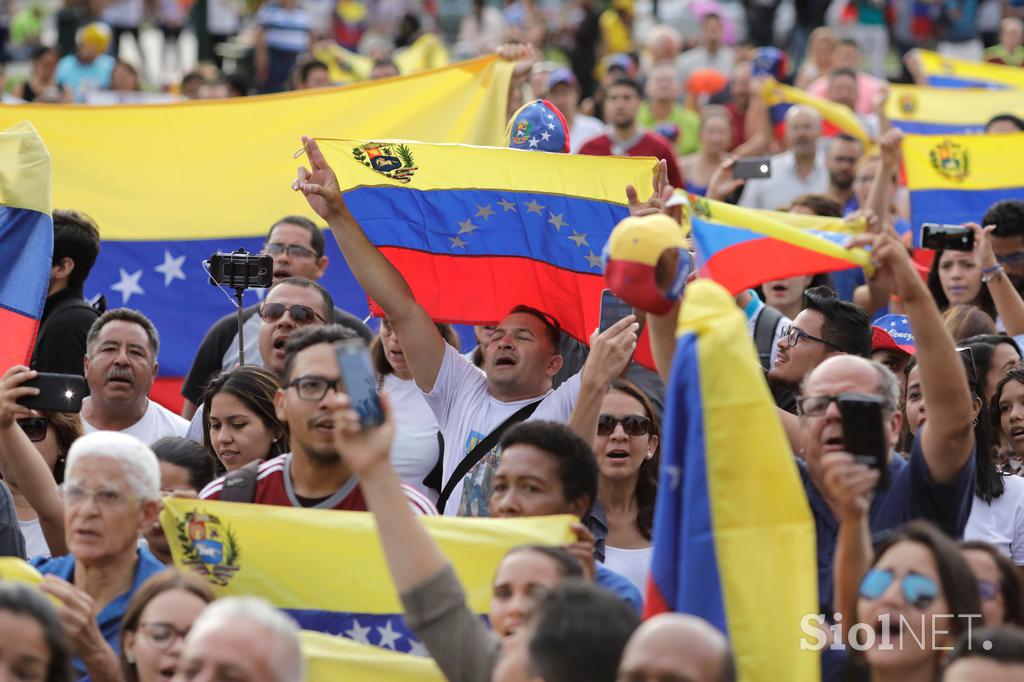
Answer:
[
  {"left": 16, "top": 417, "right": 47, "bottom": 443},
  {"left": 597, "top": 415, "right": 652, "bottom": 437}
]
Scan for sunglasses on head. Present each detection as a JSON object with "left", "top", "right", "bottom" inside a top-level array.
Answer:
[
  {"left": 258, "top": 302, "right": 326, "bottom": 325},
  {"left": 16, "top": 417, "right": 47, "bottom": 442},
  {"left": 859, "top": 568, "right": 939, "bottom": 610},
  {"left": 597, "top": 414, "right": 652, "bottom": 437}
]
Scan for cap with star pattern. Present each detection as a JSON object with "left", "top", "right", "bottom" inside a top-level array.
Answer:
[
  {"left": 871, "top": 314, "right": 915, "bottom": 356},
  {"left": 504, "top": 99, "right": 570, "bottom": 154}
]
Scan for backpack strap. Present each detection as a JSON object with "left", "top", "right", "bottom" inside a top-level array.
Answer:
[
  {"left": 435, "top": 399, "right": 542, "bottom": 514},
  {"left": 218, "top": 459, "right": 263, "bottom": 503},
  {"left": 754, "top": 304, "right": 784, "bottom": 371}
]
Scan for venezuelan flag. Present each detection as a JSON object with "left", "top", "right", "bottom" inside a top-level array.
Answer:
[
  {"left": 761, "top": 78, "right": 871, "bottom": 147},
  {"left": 644, "top": 279, "right": 819, "bottom": 681},
  {"left": 0, "top": 122, "right": 53, "bottom": 372},
  {"left": 0, "top": 59, "right": 511, "bottom": 409},
  {"left": 161, "top": 498, "right": 574, "bottom": 652},
  {"left": 913, "top": 49, "right": 1024, "bottom": 89},
  {"left": 318, "top": 138, "right": 659, "bottom": 365},
  {"left": 688, "top": 194, "right": 872, "bottom": 295},
  {"left": 315, "top": 33, "right": 449, "bottom": 84},
  {"left": 887, "top": 85, "right": 1024, "bottom": 135},
  {"left": 903, "top": 133, "right": 1024, "bottom": 230}
]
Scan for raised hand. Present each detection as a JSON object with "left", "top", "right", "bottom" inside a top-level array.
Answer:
[
  {"left": 821, "top": 452, "right": 879, "bottom": 521},
  {"left": 584, "top": 315, "right": 639, "bottom": 387},
  {"left": 564, "top": 522, "right": 597, "bottom": 581},
  {"left": 292, "top": 136, "right": 347, "bottom": 222},
  {"left": 327, "top": 391, "right": 396, "bottom": 478},
  {"left": 877, "top": 127, "right": 903, "bottom": 168},
  {"left": 967, "top": 222, "right": 999, "bottom": 271},
  {"left": 626, "top": 159, "right": 673, "bottom": 217},
  {"left": 706, "top": 157, "right": 746, "bottom": 202},
  {"left": 0, "top": 366, "right": 37, "bottom": 430}
]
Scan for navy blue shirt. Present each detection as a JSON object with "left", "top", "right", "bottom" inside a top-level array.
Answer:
[
  {"left": 33, "top": 546, "right": 166, "bottom": 678},
  {"left": 799, "top": 431, "right": 975, "bottom": 615}
]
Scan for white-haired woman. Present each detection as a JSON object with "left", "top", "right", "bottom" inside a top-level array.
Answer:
[{"left": 34, "top": 430, "right": 165, "bottom": 681}]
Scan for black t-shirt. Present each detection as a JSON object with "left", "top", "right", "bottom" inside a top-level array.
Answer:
[
  {"left": 181, "top": 303, "right": 372, "bottom": 404},
  {"left": 30, "top": 286, "right": 101, "bottom": 377}
]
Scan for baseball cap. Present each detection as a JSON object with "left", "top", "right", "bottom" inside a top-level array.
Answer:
[
  {"left": 548, "top": 67, "right": 578, "bottom": 90},
  {"left": 750, "top": 47, "right": 789, "bottom": 81},
  {"left": 505, "top": 99, "right": 570, "bottom": 154},
  {"left": 871, "top": 314, "right": 915, "bottom": 356},
  {"left": 603, "top": 53, "right": 637, "bottom": 78},
  {"left": 603, "top": 214, "right": 692, "bottom": 314}
]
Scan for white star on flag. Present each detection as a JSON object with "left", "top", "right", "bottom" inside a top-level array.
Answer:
[
  {"left": 111, "top": 268, "right": 145, "bottom": 304},
  {"left": 154, "top": 251, "right": 186, "bottom": 287},
  {"left": 344, "top": 620, "right": 372, "bottom": 645},
  {"left": 407, "top": 639, "right": 430, "bottom": 657},
  {"left": 376, "top": 621, "right": 403, "bottom": 650}
]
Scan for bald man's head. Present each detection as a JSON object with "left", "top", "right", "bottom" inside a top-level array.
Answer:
[
  {"left": 617, "top": 614, "right": 734, "bottom": 682},
  {"left": 784, "top": 105, "right": 822, "bottom": 160}
]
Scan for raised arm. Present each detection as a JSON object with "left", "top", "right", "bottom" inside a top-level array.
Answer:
[
  {"left": 294, "top": 136, "right": 446, "bottom": 393},
  {"left": 0, "top": 367, "right": 66, "bottom": 555},
  {"left": 851, "top": 232, "right": 973, "bottom": 482},
  {"left": 970, "top": 222, "right": 1024, "bottom": 336},
  {"left": 568, "top": 316, "right": 639, "bottom": 447},
  {"left": 853, "top": 130, "right": 902, "bottom": 314}
]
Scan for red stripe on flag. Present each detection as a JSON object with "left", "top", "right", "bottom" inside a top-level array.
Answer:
[
  {"left": 151, "top": 377, "right": 185, "bottom": 414},
  {"left": 378, "top": 248, "right": 656, "bottom": 369},
  {"left": 0, "top": 308, "right": 39, "bottom": 370},
  {"left": 703, "top": 237, "right": 861, "bottom": 295},
  {"left": 643, "top": 580, "right": 670, "bottom": 620}
]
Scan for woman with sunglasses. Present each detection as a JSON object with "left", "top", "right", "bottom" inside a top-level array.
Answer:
[
  {"left": 903, "top": 350, "right": 1024, "bottom": 577},
  {"left": 201, "top": 366, "right": 287, "bottom": 473},
  {"left": 959, "top": 541, "right": 1024, "bottom": 627},
  {"left": 585, "top": 380, "right": 659, "bottom": 592},
  {"left": 0, "top": 366, "right": 78, "bottom": 558},
  {"left": 120, "top": 570, "right": 215, "bottom": 682}
]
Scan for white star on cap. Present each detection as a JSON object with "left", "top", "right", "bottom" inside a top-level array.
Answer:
[
  {"left": 541, "top": 131, "right": 551, "bottom": 141},
  {"left": 154, "top": 250, "right": 186, "bottom": 287},
  {"left": 111, "top": 268, "right": 145, "bottom": 304},
  {"left": 528, "top": 137, "right": 539, "bottom": 148}
]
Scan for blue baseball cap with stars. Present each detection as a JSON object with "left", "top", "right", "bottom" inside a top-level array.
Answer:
[{"left": 504, "top": 99, "right": 570, "bottom": 154}]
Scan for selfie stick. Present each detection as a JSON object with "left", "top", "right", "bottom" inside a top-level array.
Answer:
[{"left": 235, "top": 285, "right": 246, "bottom": 366}]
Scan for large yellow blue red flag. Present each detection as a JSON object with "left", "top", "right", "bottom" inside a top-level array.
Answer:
[
  {"left": 644, "top": 279, "right": 819, "bottom": 681},
  {"left": 912, "top": 49, "right": 1024, "bottom": 89},
  {"left": 902, "top": 132, "right": 1024, "bottom": 229},
  {"left": 0, "top": 58, "right": 511, "bottom": 408},
  {"left": 886, "top": 84, "right": 1024, "bottom": 134},
  {"left": 687, "top": 194, "right": 872, "bottom": 294},
  {"left": 0, "top": 122, "right": 52, "bottom": 372},
  {"left": 316, "top": 138, "right": 658, "bottom": 366},
  {"left": 160, "top": 498, "right": 574, "bottom": 652}
]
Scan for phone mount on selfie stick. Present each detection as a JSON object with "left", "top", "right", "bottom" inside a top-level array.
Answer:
[{"left": 203, "top": 249, "right": 274, "bottom": 366}]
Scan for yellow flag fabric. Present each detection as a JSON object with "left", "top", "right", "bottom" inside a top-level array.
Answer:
[
  {"left": 160, "top": 498, "right": 573, "bottom": 653},
  {"left": 886, "top": 84, "right": 1024, "bottom": 134},
  {"left": 913, "top": 49, "right": 1024, "bottom": 89},
  {"left": 761, "top": 77, "right": 871, "bottom": 146},
  {"left": 301, "top": 631, "right": 444, "bottom": 682},
  {"left": 0, "top": 557, "right": 44, "bottom": 587},
  {"left": 315, "top": 33, "right": 449, "bottom": 84},
  {"left": 0, "top": 57, "right": 512, "bottom": 241}
]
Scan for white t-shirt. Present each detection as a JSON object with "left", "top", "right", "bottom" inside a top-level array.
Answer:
[
  {"left": 19, "top": 518, "right": 50, "bottom": 560},
  {"left": 384, "top": 373, "right": 442, "bottom": 502},
  {"left": 570, "top": 115, "right": 606, "bottom": 154},
  {"left": 82, "top": 398, "right": 189, "bottom": 444},
  {"left": 601, "top": 545, "right": 653, "bottom": 593},
  {"left": 965, "top": 474, "right": 1024, "bottom": 565},
  {"left": 424, "top": 344, "right": 581, "bottom": 517}
]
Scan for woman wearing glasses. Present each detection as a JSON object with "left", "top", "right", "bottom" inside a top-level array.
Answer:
[
  {"left": 120, "top": 570, "right": 214, "bottom": 682},
  {"left": 585, "top": 380, "right": 660, "bottom": 593},
  {"left": 201, "top": 366, "right": 287, "bottom": 473},
  {"left": 959, "top": 541, "right": 1024, "bottom": 627},
  {"left": 0, "top": 365, "right": 79, "bottom": 558}
]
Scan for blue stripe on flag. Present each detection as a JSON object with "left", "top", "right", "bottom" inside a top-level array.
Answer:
[
  {"left": 909, "top": 187, "right": 1024, "bottom": 233},
  {"left": 889, "top": 120, "right": 987, "bottom": 135},
  {"left": 0, "top": 206, "right": 52, "bottom": 319}
]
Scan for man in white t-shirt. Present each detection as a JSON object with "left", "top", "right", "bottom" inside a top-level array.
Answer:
[
  {"left": 80, "top": 309, "right": 188, "bottom": 443},
  {"left": 294, "top": 137, "right": 640, "bottom": 516}
]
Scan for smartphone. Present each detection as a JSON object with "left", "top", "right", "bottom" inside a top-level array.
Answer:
[
  {"left": 599, "top": 289, "right": 634, "bottom": 334},
  {"left": 206, "top": 249, "right": 274, "bottom": 289},
  {"left": 335, "top": 340, "right": 384, "bottom": 428},
  {"left": 16, "top": 373, "right": 87, "bottom": 413},
  {"left": 921, "top": 223, "right": 974, "bottom": 251},
  {"left": 838, "top": 394, "right": 890, "bottom": 490},
  {"left": 732, "top": 156, "right": 772, "bottom": 180}
]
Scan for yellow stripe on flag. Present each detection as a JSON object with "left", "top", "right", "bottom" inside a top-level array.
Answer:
[
  {"left": 0, "top": 121, "right": 52, "bottom": 215},
  {"left": 301, "top": 631, "right": 444, "bottom": 682}
]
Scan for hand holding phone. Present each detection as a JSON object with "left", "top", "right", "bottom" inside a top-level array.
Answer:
[
  {"left": 921, "top": 223, "right": 974, "bottom": 251},
  {"left": 838, "top": 393, "right": 890, "bottom": 490},
  {"left": 335, "top": 340, "right": 384, "bottom": 428},
  {"left": 732, "top": 156, "right": 772, "bottom": 180},
  {"left": 599, "top": 289, "right": 635, "bottom": 334},
  {"left": 14, "top": 372, "right": 87, "bottom": 414}
]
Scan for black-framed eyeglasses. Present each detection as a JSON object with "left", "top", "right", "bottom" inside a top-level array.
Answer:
[
  {"left": 597, "top": 415, "right": 652, "bottom": 436},
  {"left": 287, "top": 376, "right": 342, "bottom": 401},
  {"left": 263, "top": 242, "right": 317, "bottom": 259},
  {"left": 782, "top": 325, "right": 843, "bottom": 352},
  {"left": 16, "top": 417, "right": 47, "bottom": 442},
  {"left": 797, "top": 392, "right": 887, "bottom": 417},
  {"left": 258, "top": 303, "right": 326, "bottom": 325},
  {"left": 138, "top": 622, "right": 190, "bottom": 650}
]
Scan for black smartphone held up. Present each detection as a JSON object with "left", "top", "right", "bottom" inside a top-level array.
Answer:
[
  {"left": 732, "top": 156, "right": 772, "bottom": 180},
  {"left": 206, "top": 249, "right": 274, "bottom": 289},
  {"left": 838, "top": 394, "right": 890, "bottom": 491},
  {"left": 921, "top": 223, "right": 974, "bottom": 251},
  {"left": 16, "top": 373, "right": 87, "bottom": 413},
  {"left": 599, "top": 289, "right": 634, "bottom": 334},
  {"left": 335, "top": 340, "right": 384, "bottom": 428}
]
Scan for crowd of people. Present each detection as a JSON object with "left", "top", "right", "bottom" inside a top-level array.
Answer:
[{"left": 8, "top": 0, "right": 1024, "bottom": 680}]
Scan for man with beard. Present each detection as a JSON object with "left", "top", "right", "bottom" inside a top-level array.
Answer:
[
  {"left": 80, "top": 309, "right": 188, "bottom": 442},
  {"left": 825, "top": 134, "right": 863, "bottom": 213}
]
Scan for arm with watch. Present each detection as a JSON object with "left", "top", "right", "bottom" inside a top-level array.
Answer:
[{"left": 970, "top": 222, "right": 1024, "bottom": 337}]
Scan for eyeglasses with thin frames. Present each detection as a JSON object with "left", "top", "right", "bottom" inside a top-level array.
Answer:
[
  {"left": 781, "top": 325, "right": 843, "bottom": 352},
  {"left": 138, "top": 622, "right": 191, "bottom": 650},
  {"left": 263, "top": 242, "right": 317, "bottom": 259},
  {"left": 60, "top": 483, "right": 135, "bottom": 508}
]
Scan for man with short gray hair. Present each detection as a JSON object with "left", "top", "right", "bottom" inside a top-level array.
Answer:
[
  {"left": 81, "top": 308, "right": 188, "bottom": 443},
  {"left": 738, "top": 105, "right": 829, "bottom": 209},
  {"left": 176, "top": 596, "right": 304, "bottom": 682}
]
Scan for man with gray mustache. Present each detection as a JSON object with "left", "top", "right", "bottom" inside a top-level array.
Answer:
[{"left": 80, "top": 308, "right": 188, "bottom": 442}]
